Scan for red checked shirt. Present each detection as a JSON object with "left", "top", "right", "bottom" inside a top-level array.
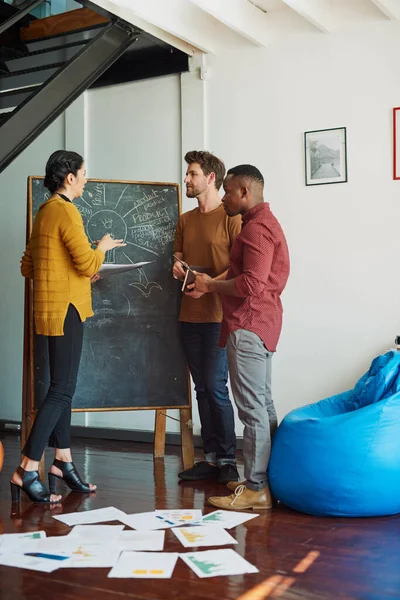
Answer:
[{"left": 219, "top": 203, "right": 290, "bottom": 352}]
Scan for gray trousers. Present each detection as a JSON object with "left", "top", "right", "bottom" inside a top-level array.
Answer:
[{"left": 226, "top": 329, "right": 277, "bottom": 491}]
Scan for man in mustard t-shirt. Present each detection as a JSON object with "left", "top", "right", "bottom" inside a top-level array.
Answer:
[{"left": 173, "top": 150, "right": 241, "bottom": 484}]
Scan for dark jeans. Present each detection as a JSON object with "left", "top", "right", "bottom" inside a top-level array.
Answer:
[
  {"left": 22, "top": 304, "right": 83, "bottom": 462},
  {"left": 181, "top": 322, "right": 236, "bottom": 466}
]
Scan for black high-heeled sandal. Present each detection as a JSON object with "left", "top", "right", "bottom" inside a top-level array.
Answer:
[
  {"left": 10, "top": 466, "right": 60, "bottom": 504},
  {"left": 48, "top": 459, "right": 95, "bottom": 494}
]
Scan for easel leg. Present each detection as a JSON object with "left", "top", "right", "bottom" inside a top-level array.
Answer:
[
  {"left": 154, "top": 410, "right": 167, "bottom": 458},
  {"left": 180, "top": 407, "right": 194, "bottom": 470}
]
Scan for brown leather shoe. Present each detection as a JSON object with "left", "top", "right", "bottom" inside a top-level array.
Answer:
[
  {"left": 226, "top": 480, "right": 246, "bottom": 492},
  {"left": 208, "top": 484, "right": 272, "bottom": 511}
]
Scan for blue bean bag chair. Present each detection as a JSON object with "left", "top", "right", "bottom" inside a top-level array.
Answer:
[{"left": 268, "top": 350, "right": 400, "bottom": 517}]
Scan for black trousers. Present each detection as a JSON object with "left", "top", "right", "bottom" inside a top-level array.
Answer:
[{"left": 22, "top": 304, "right": 83, "bottom": 462}]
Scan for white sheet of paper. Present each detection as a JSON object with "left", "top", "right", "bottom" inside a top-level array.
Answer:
[
  {"left": 53, "top": 506, "right": 126, "bottom": 527},
  {"left": 201, "top": 510, "right": 259, "bottom": 529},
  {"left": 117, "top": 530, "right": 165, "bottom": 552},
  {"left": 99, "top": 262, "right": 153, "bottom": 277},
  {"left": 119, "top": 512, "right": 174, "bottom": 531},
  {"left": 66, "top": 525, "right": 125, "bottom": 543},
  {"left": 180, "top": 549, "right": 259, "bottom": 578},
  {"left": 108, "top": 551, "right": 179, "bottom": 579},
  {"left": 172, "top": 525, "right": 238, "bottom": 548},
  {"left": 59, "top": 543, "right": 121, "bottom": 568},
  {"left": 0, "top": 553, "right": 62, "bottom": 573},
  {"left": 155, "top": 509, "right": 203, "bottom": 526},
  {"left": 18, "top": 536, "right": 77, "bottom": 557},
  {"left": 0, "top": 530, "right": 46, "bottom": 552}
]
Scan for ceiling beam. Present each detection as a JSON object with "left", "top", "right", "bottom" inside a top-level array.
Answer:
[
  {"left": 281, "top": 0, "right": 334, "bottom": 33},
  {"left": 370, "top": 0, "right": 400, "bottom": 20},
  {"left": 189, "top": 0, "right": 271, "bottom": 47},
  {"left": 89, "top": 0, "right": 221, "bottom": 54}
]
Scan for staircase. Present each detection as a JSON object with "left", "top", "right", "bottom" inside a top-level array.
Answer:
[{"left": 0, "top": 0, "right": 188, "bottom": 174}]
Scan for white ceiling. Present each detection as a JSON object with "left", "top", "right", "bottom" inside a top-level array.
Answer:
[
  {"left": 248, "top": 0, "right": 395, "bottom": 32},
  {"left": 90, "top": 0, "right": 400, "bottom": 55}
]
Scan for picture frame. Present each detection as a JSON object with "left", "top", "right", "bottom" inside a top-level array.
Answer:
[
  {"left": 393, "top": 107, "right": 400, "bottom": 180},
  {"left": 304, "top": 127, "right": 347, "bottom": 186}
]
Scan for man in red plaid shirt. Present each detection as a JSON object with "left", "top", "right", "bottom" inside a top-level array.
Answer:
[{"left": 192, "top": 164, "right": 290, "bottom": 510}]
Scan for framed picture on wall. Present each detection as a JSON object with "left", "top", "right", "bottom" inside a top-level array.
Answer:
[
  {"left": 393, "top": 107, "right": 400, "bottom": 179},
  {"left": 304, "top": 127, "right": 347, "bottom": 186}
]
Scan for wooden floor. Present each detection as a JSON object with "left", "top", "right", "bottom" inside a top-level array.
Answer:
[{"left": 0, "top": 435, "right": 399, "bottom": 600}]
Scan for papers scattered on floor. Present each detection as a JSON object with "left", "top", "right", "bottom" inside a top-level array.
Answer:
[
  {"left": 180, "top": 549, "right": 259, "bottom": 578},
  {"left": 108, "top": 551, "right": 179, "bottom": 579},
  {"left": 154, "top": 509, "right": 203, "bottom": 527},
  {"left": 172, "top": 525, "right": 237, "bottom": 548},
  {"left": 53, "top": 506, "right": 126, "bottom": 527},
  {"left": 0, "top": 553, "right": 64, "bottom": 573},
  {"left": 0, "top": 530, "right": 46, "bottom": 552},
  {"left": 117, "top": 530, "right": 165, "bottom": 552},
  {"left": 1, "top": 506, "right": 261, "bottom": 578},
  {"left": 202, "top": 510, "right": 259, "bottom": 529}
]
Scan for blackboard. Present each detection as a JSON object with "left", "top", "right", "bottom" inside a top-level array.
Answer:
[{"left": 26, "top": 177, "right": 189, "bottom": 411}]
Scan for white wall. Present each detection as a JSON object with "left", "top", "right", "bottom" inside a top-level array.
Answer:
[
  {"left": 205, "top": 21, "right": 400, "bottom": 420},
  {"left": 0, "top": 117, "right": 65, "bottom": 421}
]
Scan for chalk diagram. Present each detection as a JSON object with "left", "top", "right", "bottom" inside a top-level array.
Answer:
[
  {"left": 129, "top": 267, "right": 162, "bottom": 298},
  {"left": 73, "top": 183, "right": 176, "bottom": 323},
  {"left": 87, "top": 209, "right": 128, "bottom": 264},
  {"left": 75, "top": 184, "right": 173, "bottom": 267}
]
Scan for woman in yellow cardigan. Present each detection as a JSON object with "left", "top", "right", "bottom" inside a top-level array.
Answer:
[{"left": 11, "top": 150, "right": 125, "bottom": 503}]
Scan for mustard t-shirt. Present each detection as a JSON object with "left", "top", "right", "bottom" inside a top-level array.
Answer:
[{"left": 173, "top": 204, "right": 242, "bottom": 323}]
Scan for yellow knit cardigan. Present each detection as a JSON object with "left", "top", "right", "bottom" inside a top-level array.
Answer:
[{"left": 21, "top": 196, "right": 105, "bottom": 336}]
